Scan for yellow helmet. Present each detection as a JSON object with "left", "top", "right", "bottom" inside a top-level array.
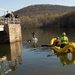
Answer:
[{"left": 62, "top": 32, "right": 66, "bottom": 36}]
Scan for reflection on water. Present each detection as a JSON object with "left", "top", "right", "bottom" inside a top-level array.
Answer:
[
  {"left": 22, "top": 28, "right": 75, "bottom": 48},
  {"left": 1, "top": 27, "right": 74, "bottom": 75},
  {"left": 56, "top": 52, "right": 75, "bottom": 67},
  {"left": 0, "top": 41, "right": 22, "bottom": 75}
]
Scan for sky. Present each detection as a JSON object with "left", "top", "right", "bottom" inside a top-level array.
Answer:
[{"left": 0, "top": 0, "right": 75, "bottom": 15}]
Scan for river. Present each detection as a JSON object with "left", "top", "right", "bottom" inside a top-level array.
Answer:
[{"left": 0, "top": 27, "right": 75, "bottom": 75}]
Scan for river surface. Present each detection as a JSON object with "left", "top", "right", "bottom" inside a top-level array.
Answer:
[{"left": 0, "top": 27, "right": 75, "bottom": 75}]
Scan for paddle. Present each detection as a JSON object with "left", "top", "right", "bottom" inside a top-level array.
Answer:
[{"left": 41, "top": 44, "right": 53, "bottom": 47}]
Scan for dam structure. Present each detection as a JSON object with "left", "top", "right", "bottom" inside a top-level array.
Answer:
[{"left": 0, "top": 9, "right": 22, "bottom": 44}]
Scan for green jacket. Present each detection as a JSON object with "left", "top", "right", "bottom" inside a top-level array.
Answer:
[{"left": 60, "top": 36, "right": 69, "bottom": 44}]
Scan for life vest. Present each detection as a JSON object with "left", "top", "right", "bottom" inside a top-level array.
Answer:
[
  {"left": 60, "top": 36, "right": 68, "bottom": 44},
  {"left": 54, "top": 40, "right": 60, "bottom": 46}
]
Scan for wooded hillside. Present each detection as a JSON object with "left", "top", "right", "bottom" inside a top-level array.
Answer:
[{"left": 14, "top": 4, "right": 75, "bottom": 29}]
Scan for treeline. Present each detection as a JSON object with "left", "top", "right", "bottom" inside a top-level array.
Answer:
[
  {"left": 14, "top": 4, "right": 75, "bottom": 29},
  {"left": 20, "top": 12, "right": 68, "bottom": 28},
  {"left": 58, "top": 11, "right": 75, "bottom": 27}
]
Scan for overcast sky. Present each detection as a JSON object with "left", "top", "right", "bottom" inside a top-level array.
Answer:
[{"left": 0, "top": 0, "right": 75, "bottom": 15}]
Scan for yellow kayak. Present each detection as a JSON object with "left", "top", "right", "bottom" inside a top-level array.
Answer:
[{"left": 50, "top": 38, "right": 75, "bottom": 54}]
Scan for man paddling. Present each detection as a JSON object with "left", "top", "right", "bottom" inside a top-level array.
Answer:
[{"left": 60, "top": 32, "right": 69, "bottom": 48}]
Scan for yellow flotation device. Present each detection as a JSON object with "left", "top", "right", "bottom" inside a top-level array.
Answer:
[
  {"left": 50, "top": 38, "right": 56, "bottom": 46},
  {"left": 50, "top": 38, "right": 75, "bottom": 54},
  {"left": 51, "top": 42, "right": 75, "bottom": 54}
]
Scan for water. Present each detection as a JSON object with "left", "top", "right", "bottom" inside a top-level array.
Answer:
[{"left": 0, "top": 28, "right": 75, "bottom": 75}]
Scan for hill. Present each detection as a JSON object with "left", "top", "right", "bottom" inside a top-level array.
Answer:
[
  {"left": 14, "top": 4, "right": 75, "bottom": 29},
  {"left": 14, "top": 4, "right": 75, "bottom": 16}
]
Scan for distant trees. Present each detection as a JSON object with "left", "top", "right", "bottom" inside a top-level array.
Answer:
[
  {"left": 14, "top": 4, "right": 75, "bottom": 29},
  {"left": 20, "top": 12, "right": 69, "bottom": 29}
]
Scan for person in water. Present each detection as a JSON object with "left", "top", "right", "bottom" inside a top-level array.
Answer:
[
  {"left": 53, "top": 37, "right": 60, "bottom": 47},
  {"left": 60, "top": 32, "right": 69, "bottom": 48}
]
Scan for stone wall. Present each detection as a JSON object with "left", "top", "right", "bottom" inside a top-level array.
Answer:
[
  {"left": 0, "top": 23, "right": 22, "bottom": 44},
  {"left": 8, "top": 24, "right": 22, "bottom": 43}
]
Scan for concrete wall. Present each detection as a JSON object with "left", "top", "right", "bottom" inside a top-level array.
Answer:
[
  {"left": 1, "top": 23, "right": 22, "bottom": 44},
  {"left": 8, "top": 24, "right": 22, "bottom": 43}
]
